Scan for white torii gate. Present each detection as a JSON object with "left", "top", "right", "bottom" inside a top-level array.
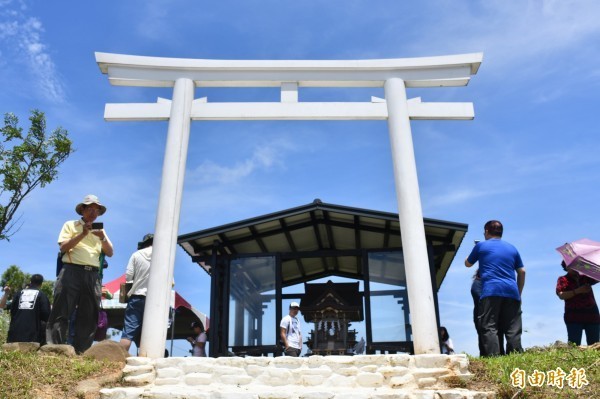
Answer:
[{"left": 96, "top": 52, "right": 482, "bottom": 358}]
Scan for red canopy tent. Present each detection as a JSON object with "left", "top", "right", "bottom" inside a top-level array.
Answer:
[{"left": 102, "top": 274, "right": 208, "bottom": 340}]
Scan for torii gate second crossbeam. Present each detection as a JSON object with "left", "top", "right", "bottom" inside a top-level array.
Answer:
[{"left": 96, "top": 52, "right": 483, "bottom": 358}]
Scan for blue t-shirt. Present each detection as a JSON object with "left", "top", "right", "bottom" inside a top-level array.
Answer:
[{"left": 467, "top": 238, "right": 524, "bottom": 301}]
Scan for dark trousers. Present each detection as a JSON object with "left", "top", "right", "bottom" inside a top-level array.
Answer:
[
  {"left": 47, "top": 264, "right": 101, "bottom": 354},
  {"left": 566, "top": 322, "right": 600, "bottom": 346},
  {"left": 479, "top": 296, "right": 522, "bottom": 356},
  {"left": 285, "top": 347, "right": 301, "bottom": 357},
  {"left": 474, "top": 316, "right": 505, "bottom": 356}
]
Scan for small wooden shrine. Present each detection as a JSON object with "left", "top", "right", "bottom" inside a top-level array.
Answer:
[{"left": 301, "top": 280, "right": 363, "bottom": 355}]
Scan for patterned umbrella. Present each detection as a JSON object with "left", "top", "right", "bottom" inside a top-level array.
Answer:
[{"left": 556, "top": 238, "right": 600, "bottom": 281}]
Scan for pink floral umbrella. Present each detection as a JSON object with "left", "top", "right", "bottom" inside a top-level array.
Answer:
[{"left": 556, "top": 238, "right": 600, "bottom": 281}]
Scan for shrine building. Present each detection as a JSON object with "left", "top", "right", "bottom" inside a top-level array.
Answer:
[{"left": 178, "top": 199, "right": 467, "bottom": 357}]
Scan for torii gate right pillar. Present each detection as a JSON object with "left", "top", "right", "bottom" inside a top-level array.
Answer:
[{"left": 385, "top": 77, "right": 440, "bottom": 354}]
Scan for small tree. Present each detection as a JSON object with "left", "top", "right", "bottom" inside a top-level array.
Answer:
[
  {"left": 0, "top": 265, "right": 30, "bottom": 293},
  {"left": 0, "top": 110, "right": 73, "bottom": 240},
  {"left": 40, "top": 280, "right": 54, "bottom": 303}
]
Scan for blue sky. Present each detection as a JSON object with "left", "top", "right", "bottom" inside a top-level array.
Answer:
[{"left": 1, "top": 0, "right": 599, "bottom": 356}]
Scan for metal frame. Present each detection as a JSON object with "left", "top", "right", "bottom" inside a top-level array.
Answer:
[{"left": 207, "top": 247, "right": 442, "bottom": 357}]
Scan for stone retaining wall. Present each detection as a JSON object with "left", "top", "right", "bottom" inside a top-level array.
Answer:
[{"left": 101, "top": 354, "right": 495, "bottom": 399}]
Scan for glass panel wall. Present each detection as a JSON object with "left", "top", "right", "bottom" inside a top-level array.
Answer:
[
  {"left": 228, "top": 256, "right": 276, "bottom": 348},
  {"left": 368, "top": 251, "right": 411, "bottom": 342}
]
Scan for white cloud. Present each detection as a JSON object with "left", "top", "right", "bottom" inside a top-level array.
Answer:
[
  {"left": 398, "top": 0, "right": 600, "bottom": 82},
  {"left": 424, "top": 187, "right": 508, "bottom": 210},
  {"left": 0, "top": 20, "right": 19, "bottom": 37},
  {"left": 0, "top": 3, "right": 65, "bottom": 103},
  {"left": 188, "top": 138, "right": 293, "bottom": 185}
]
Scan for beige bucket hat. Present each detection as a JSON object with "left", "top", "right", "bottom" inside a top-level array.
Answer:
[{"left": 75, "top": 194, "right": 107, "bottom": 216}]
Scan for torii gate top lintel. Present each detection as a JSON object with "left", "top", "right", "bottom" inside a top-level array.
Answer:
[{"left": 95, "top": 52, "right": 482, "bottom": 88}]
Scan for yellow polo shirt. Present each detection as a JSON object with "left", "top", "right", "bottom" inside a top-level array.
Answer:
[{"left": 58, "top": 220, "right": 103, "bottom": 267}]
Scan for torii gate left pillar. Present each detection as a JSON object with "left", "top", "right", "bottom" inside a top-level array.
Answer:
[
  {"left": 138, "top": 78, "right": 194, "bottom": 358},
  {"left": 96, "top": 52, "right": 482, "bottom": 358}
]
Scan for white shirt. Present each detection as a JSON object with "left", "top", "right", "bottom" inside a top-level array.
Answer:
[
  {"left": 193, "top": 332, "right": 207, "bottom": 357},
  {"left": 441, "top": 338, "right": 454, "bottom": 354},
  {"left": 125, "top": 247, "right": 152, "bottom": 297},
  {"left": 280, "top": 314, "right": 301, "bottom": 349}
]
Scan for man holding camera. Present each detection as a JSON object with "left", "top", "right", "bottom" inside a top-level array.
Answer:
[{"left": 47, "top": 194, "right": 113, "bottom": 354}]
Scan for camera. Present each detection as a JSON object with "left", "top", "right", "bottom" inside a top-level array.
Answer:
[{"left": 91, "top": 222, "right": 104, "bottom": 230}]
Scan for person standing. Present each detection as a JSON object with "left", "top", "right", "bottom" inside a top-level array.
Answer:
[
  {"left": 556, "top": 261, "right": 599, "bottom": 346},
  {"left": 470, "top": 269, "right": 485, "bottom": 356},
  {"left": 465, "top": 220, "right": 525, "bottom": 356},
  {"left": 47, "top": 194, "right": 113, "bottom": 354},
  {"left": 188, "top": 321, "right": 207, "bottom": 357},
  {"left": 280, "top": 302, "right": 302, "bottom": 357},
  {"left": 0, "top": 285, "right": 11, "bottom": 310},
  {"left": 7, "top": 274, "right": 50, "bottom": 344},
  {"left": 119, "top": 234, "right": 154, "bottom": 351},
  {"left": 439, "top": 326, "right": 455, "bottom": 354}
]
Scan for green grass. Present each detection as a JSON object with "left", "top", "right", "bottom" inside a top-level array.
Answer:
[
  {"left": 467, "top": 344, "right": 599, "bottom": 399},
  {"left": 0, "top": 312, "right": 9, "bottom": 345},
  {"left": 0, "top": 349, "right": 119, "bottom": 399}
]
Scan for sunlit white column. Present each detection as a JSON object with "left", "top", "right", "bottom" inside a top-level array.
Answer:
[
  {"left": 384, "top": 77, "right": 440, "bottom": 355},
  {"left": 139, "top": 78, "right": 194, "bottom": 358}
]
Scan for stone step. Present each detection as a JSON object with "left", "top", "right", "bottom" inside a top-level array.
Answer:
[
  {"left": 100, "top": 386, "right": 495, "bottom": 399},
  {"left": 100, "top": 354, "right": 495, "bottom": 399}
]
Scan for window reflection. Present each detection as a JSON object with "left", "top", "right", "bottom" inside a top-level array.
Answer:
[
  {"left": 228, "top": 256, "right": 276, "bottom": 348},
  {"left": 368, "top": 251, "right": 411, "bottom": 343}
]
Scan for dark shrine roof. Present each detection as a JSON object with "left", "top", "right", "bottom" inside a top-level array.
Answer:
[
  {"left": 301, "top": 280, "right": 364, "bottom": 322},
  {"left": 178, "top": 199, "right": 468, "bottom": 291}
]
